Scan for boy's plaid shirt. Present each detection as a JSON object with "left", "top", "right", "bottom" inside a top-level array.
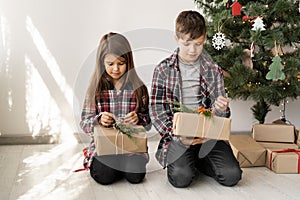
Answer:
[
  {"left": 80, "top": 89, "right": 151, "bottom": 168},
  {"left": 150, "top": 48, "right": 230, "bottom": 168}
]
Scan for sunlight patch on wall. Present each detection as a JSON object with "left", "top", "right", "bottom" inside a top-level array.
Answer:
[
  {"left": 25, "top": 16, "right": 77, "bottom": 143},
  {"left": 25, "top": 55, "right": 61, "bottom": 136},
  {"left": 60, "top": 118, "right": 77, "bottom": 144},
  {"left": 25, "top": 16, "right": 74, "bottom": 107},
  {"left": 0, "top": 15, "right": 13, "bottom": 111}
]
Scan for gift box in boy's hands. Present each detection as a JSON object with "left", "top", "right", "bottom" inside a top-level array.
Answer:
[
  {"left": 266, "top": 148, "right": 300, "bottom": 174},
  {"left": 229, "top": 135, "right": 266, "bottom": 167},
  {"left": 94, "top": 125, "right": 147, "bottom": 156},
  {"left": 252, "top": 124, "right": 295, "bottom": 143},
  {"left": 173, "top": 112, "right": 231, "bottom": 140}
]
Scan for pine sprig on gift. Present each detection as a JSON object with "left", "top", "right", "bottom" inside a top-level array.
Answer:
[
  {"left": 114, "top": 122, "right": 145, "bottom": 143},
  {"left": 170, "top": 102, "right": 215, "bottom": 117},
  {"left": 195, "top": 106, "right": 215, "bottom": 118},
  {"left": 170, "top": 101, "right": 197, "bottom": 113}
]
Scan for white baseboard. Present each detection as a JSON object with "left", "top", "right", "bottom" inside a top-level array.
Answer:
[{"left": 0, "top": 134, "right": 59, "bottom": 145}]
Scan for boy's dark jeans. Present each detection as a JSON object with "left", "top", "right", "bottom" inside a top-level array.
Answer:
[{"left": 167, "top": 139, "right": 242, "bottom": 188}]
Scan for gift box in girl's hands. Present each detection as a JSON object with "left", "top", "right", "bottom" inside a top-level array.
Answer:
[{"left": 94, "top": 125, "right": 147, "bottom": 156}]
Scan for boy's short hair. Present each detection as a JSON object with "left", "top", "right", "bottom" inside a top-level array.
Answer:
[{"left": 175, "top": 10, "right": 206, "bottom": 40}]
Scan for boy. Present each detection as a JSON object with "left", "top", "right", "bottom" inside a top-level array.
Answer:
[{"left": 150, "top": 10, "right": 242, "bottom": 188}]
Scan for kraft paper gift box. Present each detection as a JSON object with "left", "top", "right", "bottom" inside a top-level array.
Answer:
[
  {"left": 229, "top": 135, "right": 266, "bottom": 167},
  {"left": 266, "top": 148, "right": 300, "bottom": 174},
  {"left": 297, "top": 130, "right": 300, "bottom": 147},
  {"left": 94, "top": 125, "right": 147, "bottom": 156},
  {"left": 173, "top": 112, "right": 231, "bottom": 140},
  {"left": 258, "top": 142, "right": 299, "bottom": 149},
  {"left": 252, "top": 124, "right": 295, "bottom": 143}
]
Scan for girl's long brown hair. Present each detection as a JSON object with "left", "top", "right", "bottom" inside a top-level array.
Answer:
[{"left": 85, "top": 32, "right": 149, "bottom": 112}]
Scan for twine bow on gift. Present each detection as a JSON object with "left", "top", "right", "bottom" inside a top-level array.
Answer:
[
  {"left": 112, "top": 122, "right": 145, "bottom": 154},
  {"left": 171, "top": 102, "right": 229, "bottom": 141},
  {"left": 269, "top": 149, "right": 300, "bottom": 173},
  {"left": 114, "top": 121, "right": 143, "bottom": 142},
  {"left": 200, "top": 112, "right": 228, "bottom": 140},
  {"left": 115, "top": 130, "right": 124, "bottom": 155}
]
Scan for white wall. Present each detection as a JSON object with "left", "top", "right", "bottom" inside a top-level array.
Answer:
[{"left": 0, "top": 0, "right": 299, "bottom": 138}]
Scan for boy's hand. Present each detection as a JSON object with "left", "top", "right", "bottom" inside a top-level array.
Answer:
[
  {"left": 180, "top": 136, "right": 207, "bottom": 146},
  {"left": 99, "top": 112, "right": 115, "bottom": 127},
  {"left": 215, "top": 96, "right": 230, "bottom": 112},
  {"left": 124, "top": 111, "right": 139, "bottom": 125}
]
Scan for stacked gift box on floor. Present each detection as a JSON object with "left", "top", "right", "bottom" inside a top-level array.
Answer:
[
  {"left": 252, "top": 124, "right": 296, "bottom": 147},
  {"left": 253, "top": 124, "right": 299, "bottom": 174},
  {"left": 230, "top": 123, "right": 300, "bottom": 174},
  {"left": 297, "top": 130, "right": 300, "bottom": 147},
  {"left": 229, "top": 135, "right": 266, "bottom": 168}
]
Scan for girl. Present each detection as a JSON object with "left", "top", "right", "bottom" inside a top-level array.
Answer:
[{"left": 80, "top": 32, "right": 151, "bottom": 185}]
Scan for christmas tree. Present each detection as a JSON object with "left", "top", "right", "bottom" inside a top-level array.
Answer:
[{"left": 194, "top": 0, "right": 300, "bottom": 124}]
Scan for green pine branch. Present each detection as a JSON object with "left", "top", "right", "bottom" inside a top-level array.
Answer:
[{"left": 114, "top": 122, "right": 146, "bottom": 144}]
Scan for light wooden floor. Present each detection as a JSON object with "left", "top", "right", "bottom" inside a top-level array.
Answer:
[{"left": 1, "top": 139, "right": 300, "bottom": 200}]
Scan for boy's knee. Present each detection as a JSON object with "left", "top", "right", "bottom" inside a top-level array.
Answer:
[
  {"left": 216, "top": 167, "right": 242, "bottom": 186},
  {"left": 167, "top": 166, "right": 195, "bottom": 188}
]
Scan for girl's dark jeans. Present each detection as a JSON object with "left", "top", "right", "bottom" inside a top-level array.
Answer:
[{"left": 90, "top": 154, "right": 147, "bottom": 185}]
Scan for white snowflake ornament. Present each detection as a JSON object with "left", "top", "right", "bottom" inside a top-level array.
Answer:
[{"left": 212, "top": 32, "right": 226, "bottom": 50}]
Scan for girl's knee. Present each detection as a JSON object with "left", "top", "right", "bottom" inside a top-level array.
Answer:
[{"left": 90, "top": 169, "right": 116, "bottom": 185}]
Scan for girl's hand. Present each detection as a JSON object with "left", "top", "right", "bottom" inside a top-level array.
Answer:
[
  {"left": 124, "top": 111, "right": 139, "bottom": 125},
  {"left": 99, "top": 112, "right": 115, "bottom": 127}
]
